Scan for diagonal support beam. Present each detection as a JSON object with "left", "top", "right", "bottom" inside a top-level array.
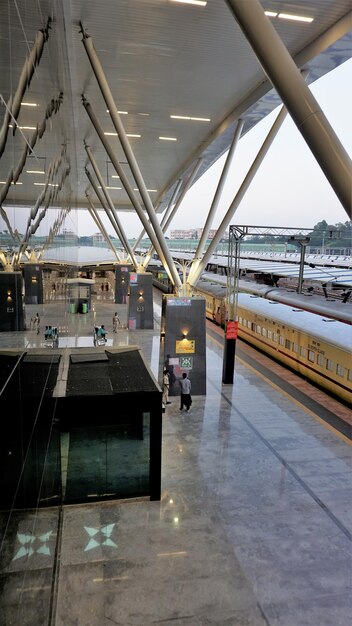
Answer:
[
  {"left": 80, "top": 26, "right": 182, "bottom": 290},
  {"left": 188, "top": 104, "right": 288, "bottom": 288},
  {"left": 133, "top": 180, "right": 182, "bottom": 253},
  {"left": 86, "top": 192, "right": 121, "bottom": 262},
  {"left": 81, "top": 96, "right": 181, "bottom": 290},
  {"left": 143, "top": 159, "right": 203, "bottom": 269},
  {"left": 85, "top": 143, "right": 138, "bottom": 269},
  {"left": 188, "top": 119, "right": 244, "bottom": 284},
  {"left": 226, "top": 0, "right": 351, "bottom": 217}
]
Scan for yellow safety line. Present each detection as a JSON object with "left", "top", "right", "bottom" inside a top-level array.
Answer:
[{"left": 208, "top": 331, "right": 351, "bottom": 445}]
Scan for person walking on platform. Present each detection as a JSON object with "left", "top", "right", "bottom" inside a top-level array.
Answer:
[
  {"left": 179, "top": 372, "right": 192, "bottom": 412},
  {"left": 162, "top": 369, "right": 171, "bottom": 412},
  {"left": 34, "top": 312, "right": 40, "bottom": 335},
  {"left": 112, "top": 311, "right": 120, "bottom": 332}
]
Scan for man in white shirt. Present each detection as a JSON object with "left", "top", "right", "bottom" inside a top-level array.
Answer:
[{"left": 179, "top": 373, "right": 192, "bottom": 412}]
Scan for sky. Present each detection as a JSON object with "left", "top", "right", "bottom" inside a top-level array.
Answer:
[{"left": 79, "top": 56, "right": 351, "bottom": 239}]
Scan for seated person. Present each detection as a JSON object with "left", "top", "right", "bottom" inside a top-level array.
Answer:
[
  {"left": 97, "top": 324, "right": 107, "bottom": 340},
  {"left": 45, "top": 325, "right": 54, "bottom": 339}
]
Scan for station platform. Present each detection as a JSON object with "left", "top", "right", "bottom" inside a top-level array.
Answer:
[{"left": 0, "top": 292, "right": 351, "bottom": 626}]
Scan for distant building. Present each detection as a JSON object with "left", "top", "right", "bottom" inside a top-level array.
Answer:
[
  {"left": 92, "top": 232, "right": 105, "bottom": 245},
  {"left": 56, "top": 229, "right": 79, "bottom": 244},
  {"left": 170, "top": 228, "right": 228, "bottom": 240}
]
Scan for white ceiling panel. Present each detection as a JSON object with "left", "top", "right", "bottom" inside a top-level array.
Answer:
[{"left": 0, "top": 0, "right": 351, "bottom": 224}]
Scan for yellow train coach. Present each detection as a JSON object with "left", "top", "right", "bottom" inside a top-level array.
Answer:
[{"left": 193, "top": 281, "right": 352, "bottom": 405}]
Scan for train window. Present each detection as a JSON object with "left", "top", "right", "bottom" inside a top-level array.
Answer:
[
  {"left": 279, "top": 336, "right": 284, "bottom": 346},
  {"left": 262, "top": 328, "right": 267, "bottom": 337},
  {"left": 308, "top": 350, "right": 315, "bottom": 362},
  {"left": 247, "top": 321, "right": 251, "bottom": 329},
  {"left": 326, "top": 359, "right": 334, "bottom": 371},
  {"left": 317, "top": 354, "right": 325, "bottom": 367},
  {"left": 251, "top": 323, "right": 256, "bottom": 332},
  {"left": 300, "top": 346, "right": 307, "bottom": 358},
  {"left": 273, "top": 333, "right": 278, "bottom": 343},
  {"left": 285, "top": 339, "right": 291, "bottom": 350},
  {"left": 336, "top": 364, "right": 345, "bottom": 377},
  {"left": 239, "top": 316, "right": 243, "bottom": 324},
  {"left": 292, "top": 343, "right": 298, "bottom": 353},
  {"left": 267, "top": 330, "right": 272, "bottom": 340},
  {"left": 256, "top": 325, "right": 261, "bottom": 334}
]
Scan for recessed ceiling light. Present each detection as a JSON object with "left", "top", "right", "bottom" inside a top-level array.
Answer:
[
  {"left": 170, "top": 115, "right": 210, "bottom": 121},
  {"left": 98, "top": 185, "right": 122, "bottom": 190},
  {"left": 21, "top": 102, "right": 38, "bottom": 107},
  {"left": 104, "top": 132, "right": 141, "bottom": 137},
  {"left": 26, "top": 170, "right": 45, "bottom": 174},
  {"left": 111, "top": 175, "right": 120, "bottom": 179},
  {"left": 106, "top": 109, "right": 128, "bottom": 114},
  {"left": 34, "top": 182, "right": 46, "bottom": 186},
  {"left": 159, "top": 136, "right": 177, "bottom": 141},
  {"left": 8, "top": 124, "right": 36, "bottom": 130},
  {"left": 264, "top": 11, "right": 277, "bottom": 18},
  {"left": 278, "top": 13, "right": 313, "bottom": 22},
  {"left": 133, "top": 188, "right": 157, "bottom": 192},
  {"left": 170, "top": 0, "right": 207, "bottom": 6}
]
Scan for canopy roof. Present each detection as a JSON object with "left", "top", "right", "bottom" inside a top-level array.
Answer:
[{"left": 1, "top": 0, "right": 351, "bottom": 221}]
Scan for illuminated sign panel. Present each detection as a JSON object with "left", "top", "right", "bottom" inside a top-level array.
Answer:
[
  {"left": 176, "top": 339, "right": 195, "bottom": 354},
  {"left": 167, "top": 298, "right": 191, "bottom": 306}
]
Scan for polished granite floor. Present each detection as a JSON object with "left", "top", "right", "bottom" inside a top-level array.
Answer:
[{"left": 0, "top": 294, "right": 351, "bottom": 626}]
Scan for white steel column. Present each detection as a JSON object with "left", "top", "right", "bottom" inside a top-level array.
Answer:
[
  {"left": 85, "top": 166, "right": 126, "bottom": 254},
  {"left": 81, "top": 97, "right": 181, "bottom": 290},
  {"left": 85, "top": 145, "right": 139, "bottom": 270},
  {"left": 142, "top": 159, "right": 203, "bottom": 269},
  {"left": 226, "top": 0, "right": 351, "bottom": 217},
  {"left": 160, "top": 179, "right": 183, "bottom": 230},
  {"left": 86, "top": 193, "right": 121, "bottom": 262},
  {"left": 188, "top": 120, "right": 244, "bottom": 284},
  {"left": 81, "top": 28, "right": 182, "bottom": 290},
  {"left": 188, "top": 105, "right": 288, "bottom": 288},
  {"left": 132, "top": 181, "right": 182, "bottom": 252}
]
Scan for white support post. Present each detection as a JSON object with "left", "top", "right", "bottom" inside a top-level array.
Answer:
[
  {"left": 226, "top": 0, "right": 352, "bottom": 217},
  {"left": 81, "top": 28, "right": 182, "bottom": 290},
  {"left": 85, "top": 144, "right": 139, "bottom": 270},
  {"left": 187, "top": 105, "right": 288, "bottom": 288},
  {"left": 188, "top": 120, "right": 244, "bottom": 284},
  {"left": 142, "top": 159, "right": 203, "bottom": 269},
  {"left": 86, "top": 194, "right": 121, "bottom": 262},
  {"left": 81, "top": 96, "right": 180, "bottom": 289}
]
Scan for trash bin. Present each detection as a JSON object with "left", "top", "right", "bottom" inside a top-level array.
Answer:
[
  {"left": 82, "top": 302, "right": 88, "bottom": 314},
  {"left": 69, "top": 303, "right": 77, "bottom": 314}
]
